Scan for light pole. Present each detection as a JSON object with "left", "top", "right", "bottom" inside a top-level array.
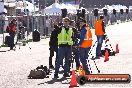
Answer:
[{"left": 0, "top": 0, "right": 5, "bottom": 45}]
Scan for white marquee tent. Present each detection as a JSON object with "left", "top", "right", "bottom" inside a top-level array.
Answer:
[
  {"left": 101, "top": 5, "right": 128, "bottom": 13},
  {"left": 44, "top": 3, "right": 62, "bottom": 15},
  {"left": 44, "top": 3, "right": 77, "bottom": 15}
]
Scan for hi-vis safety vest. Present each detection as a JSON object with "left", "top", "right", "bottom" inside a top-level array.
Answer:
[
  {"left": 80, "top": 27, "right": 92, "bottom": 48},
  {"left": 58, "top": 27, "right": 73, "bottom": 45},
  {"left": 95, "top": 20, "right": 105, "bottom": 35}
]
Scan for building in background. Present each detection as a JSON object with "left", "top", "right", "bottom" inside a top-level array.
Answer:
[{"left": 4, "top": 0, "right": 16, "bottom": 16}]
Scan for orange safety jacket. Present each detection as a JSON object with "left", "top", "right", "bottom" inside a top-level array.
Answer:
[
  {"left": 95, "top": 19, "right": 105, "bottom": 35},
  {"left": 80, "top": 27, "right": 92, "bottom": 48}
]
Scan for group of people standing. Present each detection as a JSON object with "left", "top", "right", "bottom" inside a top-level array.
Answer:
[{"left": 49, "top": 16, "right": 106, "bottom": 78}]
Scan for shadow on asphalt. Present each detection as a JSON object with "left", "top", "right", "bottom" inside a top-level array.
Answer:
[
  {"left": 38, "top": 77, "right": 69, "bottom": 85},
  {"left": 0, "top": 50, "right": 12, "bottom": 52},
  {"left": 0, "top": 51, "right": 7, "bottom": 52}
]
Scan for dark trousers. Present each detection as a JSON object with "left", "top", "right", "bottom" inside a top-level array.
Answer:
[
  {"left": 49, "top": 46, "right": 58, "bottom": 66},
  {"left": 9, "top": 34, "right": 15, "bottom": 49}
]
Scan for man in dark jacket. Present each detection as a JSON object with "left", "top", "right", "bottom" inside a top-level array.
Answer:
[{"left": 49, "top": 24, "right": 59, "bottom": 69}]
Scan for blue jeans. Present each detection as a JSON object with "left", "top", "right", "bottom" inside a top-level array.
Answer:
[
  {"left": 79, "top": 47, "right": 91, "bottom": 73},
  {"left": 55, "top": 47, "right": 71, "bottom": 74},
  {"left": 96, "top": 35, "right": 104, "bottom": 56}
]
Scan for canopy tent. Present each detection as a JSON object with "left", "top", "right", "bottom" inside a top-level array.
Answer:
[
  {"left": 44, "top": 3, "right": 77, "bottom": 15},
  {"left": 101, "top": 5, "right": 128, "bottom": 13},
  {"left": 44, "top": 3, "right": 62, "bottom": 15},
  {"left": 100, "top": 5, "right": 114, "bottom": 13},
  {"left": 67, "top": 4, "right": 77, "bottom": 14},
  {"left": 60, "top": 3, "right": 77, "bottom": 14}
]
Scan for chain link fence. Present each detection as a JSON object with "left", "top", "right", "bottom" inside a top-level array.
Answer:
[{"left": 1, "top": 9, "right": 132, "bottom": 46}]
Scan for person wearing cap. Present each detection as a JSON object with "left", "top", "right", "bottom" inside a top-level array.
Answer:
[
  {"left": 95, "top": 15, "right": 105, "bottom": 59},
  {"left": 54, "top": 17, "right": 73, "bottom": 78},
  {"left": 78, "top": 17, "right": 92, "bottom": 74},
  {"left": 70, "top": 20, "right": 80, "bottom": 70},
  {"left": 8, "top": 19, "right": 17, "bottom": 50}
]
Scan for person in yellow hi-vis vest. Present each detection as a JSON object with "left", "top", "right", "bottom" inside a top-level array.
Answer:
[
  {"left": 78, "top": 17, "right": 92, "bottom": 75},
  {"left": 54, "top": 17, "right": 73, "bottom": 78}
]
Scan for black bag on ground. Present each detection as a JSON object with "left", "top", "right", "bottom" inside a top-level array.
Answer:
[
  {"left": 33, "top": 30, "right": 40, "bottom": 42},
  {"left": 5, "top": 36, "right": 11, "bottom": 47},
  {"left": 101, "top": 48, "right": 115, "bottom": 56},
  {"left": 28, "top": 69, "right": 46, "bottom": 79},
  {"left": 28, "top": 65, "right": 50, "bottom": 79},
  {"left": 36, "top": 65, "right": 50, "bottom": 75}
]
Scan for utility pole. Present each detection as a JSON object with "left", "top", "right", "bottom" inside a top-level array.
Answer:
[
  {"left": 43, "top": 0, "right": 47, "bottom": 38},
  {"left": 31, "top": 0, "right": 35, "bottom": 39},
  {"left": 23, "top": 0, "right": 30, "bottom": 40}
]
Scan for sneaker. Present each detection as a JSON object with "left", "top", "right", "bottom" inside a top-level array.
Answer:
[
  {"left": 98, "top": 53, "right": 103, "bottom": 57},
  {"left": 63, "top": 73, "right": 70, "bottom": 77},
  {"left": 49, "top": 65, "right": 54, "bottom": 69},
  {"left": 54, "top": 74, "right": 59, "bottom": 78}
]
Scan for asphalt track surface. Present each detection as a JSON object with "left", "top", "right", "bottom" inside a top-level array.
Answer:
[{"left": 0, "top": 21, "right": 132, "bottom": 88}]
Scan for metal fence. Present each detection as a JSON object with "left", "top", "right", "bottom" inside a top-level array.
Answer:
[{"left": 0, "top": 9, "right": 132, "bottom": 36}]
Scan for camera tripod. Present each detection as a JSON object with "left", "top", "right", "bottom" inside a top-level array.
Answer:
[
  {"left": 14, "top": 26, "right": 31, "bottom": 50},
  {"left": 87, "top": 34, "right": 115, "bottom": 73},
  {"left": 88, "top": 34, "right": 115, "bottom": 58}
]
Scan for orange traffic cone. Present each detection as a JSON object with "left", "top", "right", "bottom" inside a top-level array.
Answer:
[
  {"left": 69, "top": 69, "right": 79, "bottom": 88},
  {"left": 104, "top": 50, "right": 109, "bottom": 62},
  {"left": 116, "top": 44, "right": 119, "bottom": 54}
]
